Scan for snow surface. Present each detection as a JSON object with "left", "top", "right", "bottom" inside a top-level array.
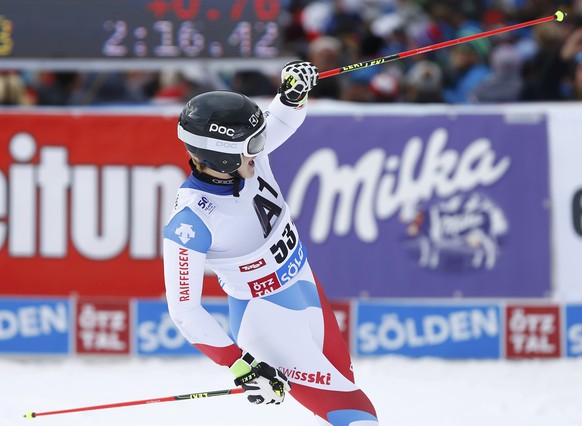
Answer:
[{"left": 3, "top": 356, "right": 582, "bottom": 426}]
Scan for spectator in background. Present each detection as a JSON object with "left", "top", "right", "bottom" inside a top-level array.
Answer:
[
  {"left": 443, "top": 43, "right": 490, "bottom": 103},
  {"left": 68, "top": 72, "right": 151, "bottom": 105},
  {"left": 426, "top": 0, "right": 487, "bottom": 48},
  {"left": 0, "top": 71, "right": 35, "bottom": 106},
  {"left": 151, "top": 70, "right": 192, "bottom": 105},
  {"left": 402, "top": 60, "right": 444, "bottom": 103},
  {"left": 560, "top": 27, "right": 582, "bottom": 100},
  {"left": 342, "top": 31, "right": 388, "bottom": 102},
  {"left": 125, "top": 71, "right": 160, "bottom": 102},
  {"left": 571, "top": 52, "right": 582, "bottom": 100},
  {"left": 369, "top": 69, "right": 402, "bottom": 102},
  {"left": 231, "top": 70, "right": 277, "bottom": 97},
  {"left": 326, "top": 0, "right": 365, "bottom": 41},
  {"left": 473, "top": 43, "right": 524, "bottom": 103},
  {"left": 7, "top": 1, "right": 581, "bottom": 106},
  {"left": 152, "top": 69, "right": 220, "bottom": 105},
  {"left": 306, "top": 36, "right": 343, "bottom": 99},
  {"left": 520, "top": 20, "right": 572, "bottom": 101},
  {"left": 34, "top": 72, "right": 80, "bottom": 106},
  {"left": 429, "top": 0, "right": 493, "bottom": 104}
]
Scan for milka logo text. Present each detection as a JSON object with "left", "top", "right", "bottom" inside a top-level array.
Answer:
[{"left": 287, "top": 128, "right": 511, "bottom": 243}]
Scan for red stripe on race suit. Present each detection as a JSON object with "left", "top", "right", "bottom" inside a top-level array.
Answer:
[
  {"left": 314, "top": 276, "right": 354, "bottom": 382},
  {"left": 290, "top": 382, "right": 377, "bottom": 422},
  {"left": 194, "top": 343, "right": 242, "bottom": 367}
]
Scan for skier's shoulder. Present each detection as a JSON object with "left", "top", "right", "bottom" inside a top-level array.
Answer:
[{"left": 164, "top": 187, "right": 216, "bottom": 252}]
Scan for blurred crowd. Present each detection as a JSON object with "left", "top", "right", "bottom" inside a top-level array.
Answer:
[{"left": 2, "top": 0, "right": 582, "bottom": 106}]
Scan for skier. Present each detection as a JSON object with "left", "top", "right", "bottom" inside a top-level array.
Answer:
[{"left": 163, "top": 61, "right": 379, "bottom": 425}]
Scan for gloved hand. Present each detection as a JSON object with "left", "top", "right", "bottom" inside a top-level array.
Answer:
[
  {"left": 278, "top": 60, "right": 318, "bottom": 108},
  {"left": 230, "top": 352, "right": 290, "bottom": 405}
]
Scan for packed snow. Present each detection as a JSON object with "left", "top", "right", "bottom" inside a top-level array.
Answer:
[{"left": 3, "top": 356, "right": 581, "bottom": 425}]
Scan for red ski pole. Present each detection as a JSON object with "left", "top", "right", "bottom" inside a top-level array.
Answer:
[
  {"left": 319, "top": 11, "right": 567, "bottom": 79},
  {"left": 24, "top": 387, "right": 245, "bottom": 419}
]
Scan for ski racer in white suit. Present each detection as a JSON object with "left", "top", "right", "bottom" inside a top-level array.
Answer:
[{"left": 163, "top": 61, "right": 379, "bottom": 425}]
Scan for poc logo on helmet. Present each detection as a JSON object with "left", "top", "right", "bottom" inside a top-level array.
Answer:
[
  {"left": 216, "top": 141, "right": 238, "bottom": 148},
  {"left": 209, "top": 123, "right": 235, "bottom": 137}
]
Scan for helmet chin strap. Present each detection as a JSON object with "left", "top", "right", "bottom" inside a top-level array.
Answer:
[
  {"left": 229, "top": 170, "right": 243, "bottom": 198},
  {"left": 188, "top": 159, "right": 243, "bottom": 197}
]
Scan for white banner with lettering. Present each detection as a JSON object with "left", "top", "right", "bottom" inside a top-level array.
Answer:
[{"left": 549, "top": 105, "right": 582, "bottom": 301}]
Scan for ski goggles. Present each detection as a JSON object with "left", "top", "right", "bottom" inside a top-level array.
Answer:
[{"left": 178, "top": 122, "right": 267, "bottom": 157}]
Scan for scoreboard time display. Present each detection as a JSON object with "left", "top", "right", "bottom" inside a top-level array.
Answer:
[{"left": 0, "top": 0, "right": 283, "bottom": 60}]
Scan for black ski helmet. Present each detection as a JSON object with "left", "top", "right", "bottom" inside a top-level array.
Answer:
[{"left": 177, "top": 91, "right": 266, "bottom": 174}]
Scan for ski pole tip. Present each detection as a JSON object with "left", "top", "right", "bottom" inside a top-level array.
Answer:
[
  {"left": 554, "top": 11, "right": 567, "bottom": 22},
  {"left": 24, "top": 411, "right": 36, "bottom": 420}
]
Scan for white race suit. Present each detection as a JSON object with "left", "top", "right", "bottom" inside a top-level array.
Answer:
[{"left": 163, "top": 94, "right": 378, "bottom": 425}]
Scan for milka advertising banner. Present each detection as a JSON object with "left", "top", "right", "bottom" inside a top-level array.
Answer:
[
  {"left": 0, "top": 109, "right": 550, "bottom": 299},
  {"left": 272, "top": 113, "right": 551, "bottom": 298}
]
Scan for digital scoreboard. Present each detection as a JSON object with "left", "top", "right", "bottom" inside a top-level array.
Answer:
[{"left": 0, "top": 0, "right": 283, "bottom": 61}]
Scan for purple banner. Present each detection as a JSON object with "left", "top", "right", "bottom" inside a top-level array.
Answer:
[{"left": 270, "top": 113, "right": 550, "bottom": 298}]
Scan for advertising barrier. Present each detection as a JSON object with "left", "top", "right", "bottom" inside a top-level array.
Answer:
[
  {"left": 0, "top": 105, "right": 562, "bottom": 300},
  {"left": 505, "top": 304, "right": 561, "bottom": 359},
  {"left": 548, "top": 107, "right": 582, "bottom": 301},
  {"left": 135, "top": 298, "right": 231, "bottom": 356},
  {"left": 565, "top": 305, "right": 582, "bottom": 357},
  {"left": 2, "top": 296, "right": 581, "bottom": 359},
  {"left": 1, "top": 102, "right": 581, "bottom": 360},
  {"left": 0, "top": 112, "right": 185, "bottom": 298},
  {"left": 76, "top": 298, "right": 131, "bottom": 355},
  {"left": 0, "top": 298, "right": 71, "bottom": 354},
  {"left": 356, "top": 301, "right": 501, "bottom": 359},
  {"left": 274, "top": 112, "right": 550, "bottom": 298},
  {"left": 331, "top": 300, "right": 351, "bottom": 345}
]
